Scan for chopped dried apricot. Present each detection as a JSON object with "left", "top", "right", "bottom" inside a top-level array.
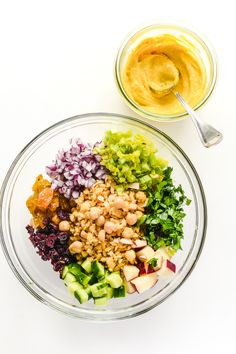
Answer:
[{"left": 37, "top": 188, "right": 54, "bottom": 210}]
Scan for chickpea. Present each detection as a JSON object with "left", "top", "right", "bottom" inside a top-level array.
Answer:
[
  {"left": 135, "top": 211, "right": 143, "bottom": 219},
  {"left": 81, "top": 230, "right": 88, "bottom": 239},
  {"left": 98, "top": 229, "right": 105, "bottom": 242},
  {"left": 125, "top": 250, "right": 136, "bottom": 264},
  {"left": 114, "top": 196, "right": 125, "bottom": 209},
  {"left": 89, "top": 207, "right": 101, "bottom": 220},
  {"left": 104, "top": 221, "right": 116, "bottom": 234},
  {"left": 129, "top": 203, "right": 137, "bottom": 211},
  {"left": 58, "top": 220, "right": 70, "bottom": 231},
  {"left": 136, "top": 191, "right": 147, "bottom": 204},
  {"left": 69, "top": 241, "right": 82, "bottom": 254},
  {"left": 122, "top": 227, "right": 134, "bottom": 238},
  {"left": 126, "top": 213, "right": 138, "bottom": 226},
  {"left": 80, "top": 201, "right": 90, "bottom": 212},
  {"left": 69, "top": 214, "right": 75, "bottom": 222},
  {"left": 96, "top": 215, "right": 105, "bottom": 226}
]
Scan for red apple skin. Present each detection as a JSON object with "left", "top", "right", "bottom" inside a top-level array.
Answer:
[
  {"left": 166, "top": 259, "right": 176, "bottom": 273},
  {"left": 137, "top": 262, "right": 155, "bottom": 275}
]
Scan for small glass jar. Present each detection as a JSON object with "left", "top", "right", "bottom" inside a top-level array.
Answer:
[{"left": 115, "top": 23, "right": 218, "bottom": 122}]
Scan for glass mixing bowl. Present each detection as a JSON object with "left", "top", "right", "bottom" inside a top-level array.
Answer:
[
  {"left": 0, "top": 113, "right": 207, "bottom": 320},
  {"left": 115, "top": 23, "right": 218, "bottom": 122}
]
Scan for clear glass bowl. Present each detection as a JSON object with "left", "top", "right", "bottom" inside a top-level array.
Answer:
[
  {"left": 115, "top": 23, "right": 218, "bottom": 122},
  {"left": 0, "top": 113, "right": 207, "bottom": 321}
]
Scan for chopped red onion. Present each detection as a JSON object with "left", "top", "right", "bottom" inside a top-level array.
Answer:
[{"left": 46, "top": 139, "right": 106, "bottom": 199}]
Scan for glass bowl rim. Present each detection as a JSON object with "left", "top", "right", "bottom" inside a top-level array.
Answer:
[
  {"left": 114, "top": 23, "right": 218, "bottom": 122},
  {"left": 0, "top": 112, "right": 207, "bottom": 321}
]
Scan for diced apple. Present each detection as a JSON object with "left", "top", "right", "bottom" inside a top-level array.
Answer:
[
  {"left": 152, "top": 255, "right": 163, "bottom": 271},
  {"left": 125, "top": 280, "right": 136, "bottom": 294},
  {"left": 137, "top": 262, "right": 155, "bottom": 275},
  {"left": 144, "top": 262, "right": 149, "bottom": 273},
  {"left": 132, "top": 239, "right": 147, "bottom": 249},
  {"left": 131, "top": 273, "right": 158, "bottom": 294},
  {"left": 136, "top": 245, "right": 155, "bottom": 262},
  {"left": 144, "top": 262, "right": 155, "bottom": 274},
  {"left": 155, "top": 247, "right": 172, "bottom": 260},
  {"left": 157, "top": 259, "right": 176, "bottom": 277},
  {"left": 123, "top": 265, "right": 140, "bottom": 282}
]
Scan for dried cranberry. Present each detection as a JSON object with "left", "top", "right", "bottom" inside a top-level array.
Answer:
[
  {"left": 57, "top": 209, "right": 69, "bottom": 221},
  {"left": 43, "top": 217, "right": 51, "bottom": 225},
  {"left": 26, "top": 223, "right": 72, "bottom": 273},
  {"left": 57, "top": 232, "right": 69, "bottom": 244},
  {"left": 53, "top": 261, "right": 65, "bottom": 272},
  {"left": 45, "top": 234, "right": 57, "bottom": 248}
]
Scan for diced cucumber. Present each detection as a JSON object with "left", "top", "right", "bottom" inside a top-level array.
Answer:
[
  {"left": 91, "top": 282, "right": 108, "bottom": 298},
  {"left": 106, "top": 272, "right": 123, "bottom": 288},
  {"left": 67, "top": 282, "right": 83, "bottom": 295},
  {"left": 61, "top": 265, "right": 69, "bottom": 279},
  {"left": 113, "top": 285, "right": 126, "bottom": 298},
  {"left": 94, "top": 297, "right": 108, "bottom": 306},
  {"left": 106, "top": 287, "right": 114, "bottom": 299},
  {"left": 85, "top": 286, "right": 92, "bottom": 300},
  {"left": 74, "top": 288, "right": 89, "bottom": 304},
  {"left": 68, "top": 263, "right": 82, "bottom": 275},
  {"left": 88, "top": 273, "right": 98, "bottom": 285},
  {"left": 92, "top": 260, "right": 105, "bottom": 279},
  {"left": 64, "top": 273, "right": 77, "bottom": 286},
  {"left": 81, "top": 259, "right": 92, "bottom": 274},
  {"left": 70, "top": 264, "right": 92, "bottom": 286}
]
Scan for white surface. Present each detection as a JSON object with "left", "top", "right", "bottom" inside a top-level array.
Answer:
[{"left": 0, "top": 1, "right": 235, "bottom": 353}]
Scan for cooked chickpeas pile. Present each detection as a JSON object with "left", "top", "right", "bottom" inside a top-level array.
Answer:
[{"left": 69, "top": 177, "right": 147, "bottom": 271}]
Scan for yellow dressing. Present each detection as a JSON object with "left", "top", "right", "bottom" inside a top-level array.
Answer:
[{"left": 122, "top": 34, "right": 207, "bottom": 116}]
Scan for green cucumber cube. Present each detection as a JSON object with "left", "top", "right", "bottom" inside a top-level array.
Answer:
[
  {"left": 106, "top": 272, "right": 123, "bottom": 288},
  {"left": 81, "top": 259, "right": 92, "bottom": 274},
  {"left": 85, "top": 286, "right": 92, "bottom": 300},
  {"left": 64, "top": 273, "right": 77, "bottom": 286},
  {"left": 113, "top": 285, "right": 126, "bottom": 298},
  {"left": 92, "top": 260, "right": 105, "bottom": 279},
  {"left": 88, "top": 273, "right": 98, "bottom": 285},
  {"left": 106, "top": 287, "right": 114, "bottom": 299},
  {"left": 74, "top": 288, "right": 89, "bottom": 304},
  {"left": 91, "top": 283, "right": 108, "bottom": 298},
  {"left": 94, "top": 297, "right": 108, "bottom": 306},
  {"left": 70, "top": 264, "right": 92, "bottom": 286},
  {"left": 67, "top": 282, "right": 83, "bottom": 295},
  {"left": 61, "top": 265, "right": 69, "bottom": 279}
]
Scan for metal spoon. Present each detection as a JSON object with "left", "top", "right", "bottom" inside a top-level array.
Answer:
[
  {"left": 174, "top": 91, "right": 223, "bottom": 148},
  {"left": 149, "top": 55, "right": 223, "bottom": 148}
]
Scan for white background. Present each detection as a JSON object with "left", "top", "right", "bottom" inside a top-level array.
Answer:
[{"left": 0, "top": 1, "right": 236, "bottom": 353}]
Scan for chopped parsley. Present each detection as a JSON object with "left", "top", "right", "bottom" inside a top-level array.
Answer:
[
  {"left": 138, "top": 167, "right": 191, "bottom": 252},
  {"left": 148, "top": 258, "right": 158, "bottom": 267}
]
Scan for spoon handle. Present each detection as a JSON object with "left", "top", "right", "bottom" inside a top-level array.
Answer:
[{"left": 174, "top": 92, "right": 223, "bottom": 148}]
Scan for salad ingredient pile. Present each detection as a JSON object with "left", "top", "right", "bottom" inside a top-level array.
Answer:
[
  {"left": 94, "top": 130, "right": 167, "bottom": 190},
  {"left": 46, "top": 139, "right": 106, "bottom": 199},
  {"left": 26, "top": 130, "right": 190, "bottom": 306},
  {"left": 69, "top": 176, "right": 146, "bottom": 271}
]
